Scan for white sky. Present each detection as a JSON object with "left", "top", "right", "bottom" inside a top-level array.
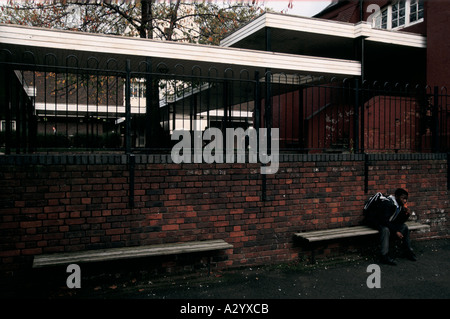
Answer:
[{"left": 262, "top": 0, "right": 332, "bottom": 17}]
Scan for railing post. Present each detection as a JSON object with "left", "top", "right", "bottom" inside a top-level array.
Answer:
[
  {"left": 145, "top": 57, "right": 152, "bottom": 149},
  {"left": 353, "top": 77, "right": 360, "bottom": 153},
  {"left": 298, "top": 85, "right": 304, "bottom": 151},
  {"left": 432, "top": 86, "right": 440, "bottom": 153},
  {"left": 364, "top": 153, "right": 369, "bottom": 194},
  {"left": 254, "top": 71, "right": 260, "bottom": 132},
  {"left": 447, "top": 152, "right": 450, "bottom": 191},
  {"left": 222, "top": 79, "right": 229, "bottom": 156},
  {"left": 125, "top": 59, "right": 131, "bottom": 154},
  {"left": 265, "top": 70, "right": 272, "bottom": 152},
  {"left": 254, "top": 71, "right": 267, "bottom": 201},
  {"left": 359, "top": 80, "right": 365, "bottom": 154},
  {"left": 128, "top": 153, "right": 135, "bottom": 208},
  {"left": 3, "top": 66, "right": 12, "bottom": 155},
  {"left": 264, "top": 26, "right": 272, "bottom": 207}
]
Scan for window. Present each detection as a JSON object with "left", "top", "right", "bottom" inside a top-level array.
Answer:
[
  {"left": 130, "top": 78, "right": 146, "bottom": 98},
  {"left": 392, "top": 2, "right": 406, "bottom": 28},
  {"left": 372, "top": 0, "right": 424, "bottom": 30},
  {"left": 374, "top": 8, "right": 388, "bottom": 29},
  {"left": 409, "top": 0, "right": 424, "bottom": 23}
]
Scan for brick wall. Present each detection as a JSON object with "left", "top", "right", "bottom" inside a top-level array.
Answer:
[{"left": 0, "top": 153, "right": 448, "bottom": 275}]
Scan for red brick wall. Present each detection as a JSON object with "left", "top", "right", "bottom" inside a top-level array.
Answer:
[
  {"left": 366, "top": 154, "right": 448, "bottom": 239},
  {"left": 0, "top": 154, "right": 448, "bottom": 275},
  {"left": 426, "top": 0, "right": 450, "bottom": 89}
]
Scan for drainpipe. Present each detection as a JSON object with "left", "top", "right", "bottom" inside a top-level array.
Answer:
[{"left": 360, "top": 0, "right": 363, "bottom": 22}]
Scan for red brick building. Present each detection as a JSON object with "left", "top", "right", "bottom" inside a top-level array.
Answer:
[
  {"left": 314, "top": 0, "right": 450, "bottom": 152},
  {"left": 221, "top": 0, "right": 449, "bottom": 153},
  {"left": 315, "top": 0, "right": 450, "bottom": 88}
]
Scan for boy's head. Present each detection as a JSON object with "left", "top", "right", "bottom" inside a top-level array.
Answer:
[{"left": 395, "top": 188, "right": 408, "bottom": 206}]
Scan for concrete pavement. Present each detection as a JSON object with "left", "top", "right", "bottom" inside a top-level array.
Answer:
[{"left": 2, "top": 238, "right": 449, "bottom": 300}]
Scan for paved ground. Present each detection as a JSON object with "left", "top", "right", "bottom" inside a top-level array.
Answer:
[
  {"left": 116, "top": 238, "right": 450, "bottom": 300},
  {"left": 2, "top": 238, "right": 449, "bottom": 302}
]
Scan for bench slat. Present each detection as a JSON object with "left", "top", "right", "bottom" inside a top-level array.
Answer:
[
  {"left": 294, "top": 221, "right": 430, "bottom": 242},
  {"left": 297, "top": 228, "right": 378, "bottom": 242},
  {"left": 32, "top": 239, "right": 233, "bottom": 268}
]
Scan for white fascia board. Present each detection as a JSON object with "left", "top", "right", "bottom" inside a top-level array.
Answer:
[
  {"left": 366, "top": 31, "right": 426, "bottom": 48},
  {"left": 221, "top": 13, "right": 356, "bottom": 47},
  {"left": 35, "top": 102, "right": 144, "bottom": 115},
  {"left": 220, "top": 14, "right": 267, "bottom": 48},
  {"left": 355, "top": 23, "right": 426, "bottom": 48},
  {"left": 0, "top": 24, "right": 360, "bottom": 76},
  {"left": 264, "top": 13, "right": 356, "bottom": 38}
]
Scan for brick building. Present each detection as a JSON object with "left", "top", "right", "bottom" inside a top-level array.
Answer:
[
  {"left": 314, "top": 0, "right": 450, "bottom": 89},
  {"left": 315, "top": 0, "right": 450, "bottom": 151},
  {"left": 220, "top": 0, "right": 449, "bottom": 153}
]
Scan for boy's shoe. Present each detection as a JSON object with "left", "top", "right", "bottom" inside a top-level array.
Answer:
[
  {"left": 405, "top": 250, "right": 417, "bottom": 261},
  {"left": 380, "top": 254, "right": 397, "bottom": 265}
]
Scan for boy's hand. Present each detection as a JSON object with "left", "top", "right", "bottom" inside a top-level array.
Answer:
[
  {"left": 403, "top": 203, "right": 410, "bottom": 215},
  {"left": 396, "top": 231, "right": 404, "bottom": 239}
]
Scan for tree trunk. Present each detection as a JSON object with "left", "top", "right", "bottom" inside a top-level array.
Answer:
[
  {"left": 141, "top": 1, "right": 167, "bottom": 149},
  {"left": 140, "top": 0, "right": 152, "bottom": 39},
  {"left": 167, "top": 0, "right": 181, "bottom": 41}
]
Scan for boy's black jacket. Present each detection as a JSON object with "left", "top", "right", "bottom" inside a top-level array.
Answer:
[{"left": 364, "top": 194, "right": 409, "bottom": 232}]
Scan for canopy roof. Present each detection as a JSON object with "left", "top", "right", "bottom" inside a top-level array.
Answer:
[
  {"left": 220, "top": 12, "right": 426, "bottom": 83},
  {"left": 0, "top": 22, "right": 360, "bottom": 78}
]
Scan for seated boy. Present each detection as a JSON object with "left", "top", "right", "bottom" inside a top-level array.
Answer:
[{"left": 364, "top": 188, "right": 417, "bottom": 265}]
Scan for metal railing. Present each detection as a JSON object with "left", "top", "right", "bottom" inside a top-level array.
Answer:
[{"left": 1, "top": 50, "right": 448, "bottom": 155}]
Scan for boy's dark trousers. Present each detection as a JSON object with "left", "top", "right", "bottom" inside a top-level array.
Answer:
[{"left": 378, "top": 223, "right": 412, "bottom": 256}]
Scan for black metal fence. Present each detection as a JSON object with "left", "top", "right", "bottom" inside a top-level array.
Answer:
[{"left": 1, "top": 50, "right": 449, "bottom": 155}]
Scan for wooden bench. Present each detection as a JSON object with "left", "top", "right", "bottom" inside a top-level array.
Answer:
[
  {"left": 294, "top": 221, "right": 430, "bottom": 242},
  {"left": 294, "top": 221, "right": 430, "bottom": 262},
  {"left": 32, "top": 239, "right": 233, "bottom": 275}
]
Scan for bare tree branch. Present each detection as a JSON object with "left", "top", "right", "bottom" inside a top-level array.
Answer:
[{"left": 0, "top": 0, "right": 264, "bottom": 44}]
